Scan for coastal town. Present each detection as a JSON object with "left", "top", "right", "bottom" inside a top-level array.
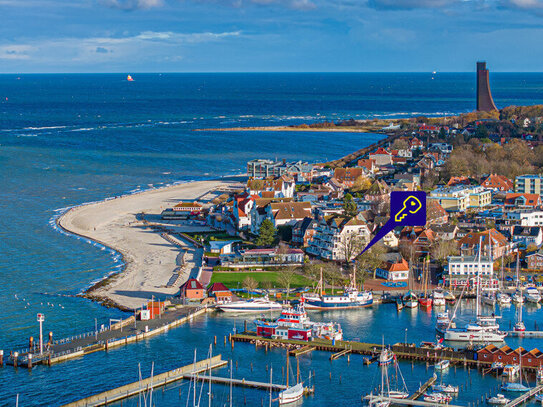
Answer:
[{"left": 5, "top": 66, "right": 543, "bottom": 407}]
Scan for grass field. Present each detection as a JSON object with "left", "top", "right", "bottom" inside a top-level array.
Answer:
[{"left": 210, "top": 271, "right": 314, "bottom": 289}]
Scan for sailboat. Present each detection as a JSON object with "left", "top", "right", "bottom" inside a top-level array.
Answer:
[
  {"left": 432, "top": 290, "right": 446, "bottom": 307},
  {"left": 302, "top": 267, "right": 372, "bottom": 309},
  {"left": 127, "top": 75, "right": 134, "bottom": 81},
  {"left": 418, "top": 257, "right": 433, "bottom": 309},
  {"left": 514, "top": 252, "right": 526, "bottom": 332},
  {"left": 402, "top": 291, "right": 418, "bottom": 308},
  {"left": 501, "top": 349, "right": 529, "bottom": 392},
  {"left": 512, "top": 253, "right": 524, "bottom": 304},
  {"left": 444, "top": 238, "right": 506, "bottom": 342},
  {"left": 497, "top": 256, "right": 511, "bottom": 306},
  {"left": 278, "top": 353, "right": 304, "bottom": 405}
]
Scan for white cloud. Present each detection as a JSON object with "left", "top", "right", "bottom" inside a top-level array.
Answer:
[
  {"left": 100, "top": 0, "right": 164, "bottom": 10},
  {"left": 0, "top": 45, "right": 33, "bottom": 60}
]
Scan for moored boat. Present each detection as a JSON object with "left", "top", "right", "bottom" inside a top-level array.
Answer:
[
  {"left": 501, "top": 382, "right": 529, "bottom": 392},
  {"left": 378, "top": 347, "right": 394, "bottom": 366},
  {"left": 487, "top": 394, "right": 510, "bottom": 405},
  {"left": 279, "top": 382, "right": 304, "bottom": 405},
  {"left": 218, "top": 296, "right": 283, "bottom": 313},
  {"left": 525, "top": 286, "right": 541, "bottom": 303},
  {"left": 502, "top": 364, "right": 520, "bottom": 378},
  {"left": 402, "top": 290, "right": 418, "bottom": 308},
  {"left": 423, "top": 392, "right": 452, "bottom": 404},
  {"left": 433, "top": 384, "right": 459, "bottom": 394},
  {"left": 435, "top": 360, "right": 450, "bottom": 371},
  {"left": 433, "top": 290, "right": 446, "bottom": 307}
]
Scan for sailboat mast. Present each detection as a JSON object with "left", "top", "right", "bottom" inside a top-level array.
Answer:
[
  {"left": 269, "top": 367, "right": 273, "bottom": 407},
  {"left": 296, "top": 356, "right": 300, "bottom": 384},
  {"left": 476, "top": 236, "right": 482, "bottom": 317},
  {"left": 230, "top": 360, "right": 233, "bottom": 407},
  {"left": 286, "top": 352, "right": 289, "bottom": 388}
]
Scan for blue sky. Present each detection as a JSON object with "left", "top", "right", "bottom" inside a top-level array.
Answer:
[{"left": 0, "top": 0, "right": 542, "bottom": 72}]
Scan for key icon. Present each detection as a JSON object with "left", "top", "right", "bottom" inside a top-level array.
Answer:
[{"left": 394, "top": 195, "right": 422, "bottom": 222}]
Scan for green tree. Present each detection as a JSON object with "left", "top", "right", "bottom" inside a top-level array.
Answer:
[
  {"left": 342, "top": 193, "right": 358, "bottom": 217},
  {"left": 257, "top": 219, "right": 277, "bottom": 246}
]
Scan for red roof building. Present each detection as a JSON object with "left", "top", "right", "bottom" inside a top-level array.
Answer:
[
  {"left": 207, "top": 282, "right": 233, "bottom": 303},
  {"left": 481, "top": 174, "right": 513, "bottom": 191},
  {"left": 505, "top": 193, "right": 541, "bottom": 208},
  {"left": 179, "top": 278, "right": 204, "bottom": 300}
]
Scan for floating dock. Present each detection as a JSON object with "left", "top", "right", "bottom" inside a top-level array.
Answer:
[
  {"left": 507, "top": 331, "right": 543, "bottom": 338},
  {"left": 504, "top": 384, "right": 543, "bottom": 407},
  {"left": 61, "top": 355, "right": 227, "bottom": 407},
  {"left": 408, "top": 374, "right": 437, "bottom": 400},
  {"left": 184, "top": 373, "right": 287, "bottom": 391}
]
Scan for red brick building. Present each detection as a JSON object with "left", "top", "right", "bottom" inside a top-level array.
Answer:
[
  {"left": 481, "top": 174, "right": 513, "bottom": 191},
  {"left": 179, "top": 278, "right": 204, "bottom": 300},
  {"left": 478, "top": 345, "right": 543, "bottom": 369}
]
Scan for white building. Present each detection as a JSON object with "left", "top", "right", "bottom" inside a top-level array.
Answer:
[
  {"left": 306, "top": 214, "right": 370, "bottom": 261},
  {"left": 506, "top": 209, "right": 543, "bottom": 227},
  {"left": 445, "top": 255, "right": 497, "bottom": 287}
]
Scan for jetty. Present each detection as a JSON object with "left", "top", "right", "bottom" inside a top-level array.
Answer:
[
  {"left": 504, "top": 385, "right": 543, "bottom": 407},
  {"left": 5, "top": 306, "right": 211, "bottom": 369},
  {"left": 408, "top": 374, "right": 437, "bottom": 400},
  {"left": 364, "top": 395, "right": 463, "bottom": 407},
  {"left": 507, "top": 331, "right": 543, "bottom": 338},
  {"left": 184, "top": 373, "right": 287, "bottom": 391},
  {"left": 61, "top": 355, "right": 227, "bottom": 407}
]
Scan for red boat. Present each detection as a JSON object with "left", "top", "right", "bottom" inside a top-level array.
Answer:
[{"left": 419, "top": 297, "right": 433, "bottom": 308}]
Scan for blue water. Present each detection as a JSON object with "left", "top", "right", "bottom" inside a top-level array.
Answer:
[{"left": 1, "top": 73, "right": 543, "bottom": 406}]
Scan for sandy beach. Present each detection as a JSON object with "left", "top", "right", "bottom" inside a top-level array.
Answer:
[{"left": 58, "top": 177, "right": 244, "bottom": 310}]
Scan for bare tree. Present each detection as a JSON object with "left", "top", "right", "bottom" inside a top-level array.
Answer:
[
  {"left": 431, "top": 239, "right": 459, "bottom": 266},
  {"left": 338, "top": 231, "right": 366, "bottom": 266},
  {"left": 243, "top": 276, "right": 258, "bottom": 297},
  {"left": 277, "top": 266, "right": 297, "bottom": 298}
]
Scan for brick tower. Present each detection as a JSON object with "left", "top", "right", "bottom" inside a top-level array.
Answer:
[{"left": 476, "top": 61, "right": 498, "bottom": 112}]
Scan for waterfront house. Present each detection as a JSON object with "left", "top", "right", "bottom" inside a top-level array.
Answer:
[
  {"left": 179, "top": 278, "right": 205, "bottom": 301},
  {"left": 445, "top": 255, "right": 497, "bottom": 288},
  {"left": 207, "top": 282, "right": 233, "bottom": 303},
  {"left": 162, "top": 201, "right": 203, "bottom": 219},
  {"left": 375, "top": 258, "right": 409, "bottom": 281},
  {"left": 206, "top": 240, "right": 237, "bottom": 255},
  {"left": 306, "top": 214, "right": 371, "bottom": 261},
  {"left": 478, "top": 345, "right": 543, "bottom": 369}
]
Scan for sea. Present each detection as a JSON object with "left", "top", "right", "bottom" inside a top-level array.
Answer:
[{"left": 1, "top": 73, "right": 543, "bottom": 406}]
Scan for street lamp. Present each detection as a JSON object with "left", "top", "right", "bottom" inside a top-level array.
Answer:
[{"left": 37, "top": 313, "right": 45, "bottom": 355}]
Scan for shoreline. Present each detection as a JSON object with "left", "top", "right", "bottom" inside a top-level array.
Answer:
[
  {"left": 56, "top": 175, "right": 246, "bottom": 311},
  {"left": 195, "top": 126, "right": 381, "bottom": 133}
]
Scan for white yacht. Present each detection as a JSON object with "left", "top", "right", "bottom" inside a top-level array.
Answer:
[
  {"left": 497, "top": 292, "right": 511, "bottom": 306},
  {"left": 525, "top": 286, "right": 541, "bottom": 303},
  {"left": 218, "top": 297, "right": 283, "bottom": 313},
  {"left": 433, "top": 290, "right": 446, "bottom": 307}
]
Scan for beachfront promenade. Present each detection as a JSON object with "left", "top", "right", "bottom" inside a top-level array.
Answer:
[{"left": 6, "top": 305, "right": 210, "bottom": 368}]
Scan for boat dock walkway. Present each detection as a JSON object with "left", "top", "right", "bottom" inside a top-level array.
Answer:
[
  {"left": 233, "top": 332, "right": 484, "bottom": 369},
  {"left": 504, "top": 385, "right": 543, "bottom": 407},
  {"left": 184, "top": 373, "right": 287, "bottom": 391},
  {"left": 289, "top": 345, "right": 316, "bottom": 357},
  {"left": 6, "top": 306, "right": 210, "bottom": 369},
  {"left": 364, "top": 395, "right": 463, "bottom": 407},
  {"left": 62, "top": 355, "right": 227, "bottom": 407},
  {"left": 330, "top": 348, "right": 352, "bottom": 361},
  {"left": 408, "top": 374, "right": 437, "bottom": 400}
]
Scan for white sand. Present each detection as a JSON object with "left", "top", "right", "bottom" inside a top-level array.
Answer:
[{"left": 59, "top": 178, "right": 243, "bottom": 310}]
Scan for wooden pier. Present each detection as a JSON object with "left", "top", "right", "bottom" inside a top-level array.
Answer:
[
  {"left": 61, "top": 355, "right": 228, "bottom": 407},
  {"left": 289, "top": 345, "right": 315, "bottom": 357},
  {"left": 184, "top": 373, "right": 287, "bottom": 391},
  {"left": 408, "top": 374, "right": 437, "bottom": 400},
  {"left": 504, "top": 384, "right": 543, "bottom": 407},
  {"left": 233, "top": 332, "right": 483, "bottom": 369},
  {"left": 507, "top": 331, "right": 543, "bottom": 338},
  {"left": 330, "top": 348, "right": 352, "bottom": 361},
  {"left": 365, "top": 395, "right": 463, "bottom": 407},
  {"left": 6, "top": 306, "right": 211, "bottom": 369}
]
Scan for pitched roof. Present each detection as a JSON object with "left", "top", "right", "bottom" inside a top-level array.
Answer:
[
  {"left": 370, "top": 147, "right": 391, "bottom": 156},
  {"left": 384, "top": 258, "right": 409, "bottom": 272},
  {"left": 505, "top": 193, "right": 541, "bottom": 207},
  {"left": 459, "top": 228, "right": 509, "bottom": 248},
  {"left": 333, "top": 167, "right": 363, "bottom": 183},
  {"left": 207, "top": 282, "right": 230, "bottom": 293},
  {"left": 269, "top": 201, "right": 312, "bottom": 220},
  {"left": 482, "top": 174, "right": 513, "bottom": 190},
  {"left": 426, "top": 200, "right": 448, "bottom": 221},
  {"left": 181, "top": 278, "right": 203, "bottom": 291}
]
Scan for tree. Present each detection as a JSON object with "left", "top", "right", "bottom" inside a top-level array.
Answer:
[
  {"left": 243, "top": 276, "right": 258, "bottom": 297},
  {"left": 277, "top": 266, "right": 297, "bottom": 299},
  {"left": 391, "top": 138, "right": 409, "bottom": 150},
  {"left": 277, "top": 225, "right": 293, "bottom": 242},
  {"left": 356, "top": 243, "right": 386, "bottom": 279},
  {"left": 342, "top": 193, "right": 358, "bottom": 217},
  {"left": 431, "top": 239, "right": 459, "bottom": 266},
  {"left": 338, "top": 231, "right": 366, "bottom": 265},
  {"left": 257, "top": 219, "right": 276, "bottom": 246},
  {"left": 351, "top": 176, "right": 372, "bottom": 193}
]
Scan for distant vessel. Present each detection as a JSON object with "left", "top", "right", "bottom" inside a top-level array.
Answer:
[
  {"left": 525, "top": 286, "right": 541, "bottom": 303},
  {"left": 218, "top": 296, "right": 282, "bottom": 313},
  {"left": 127, "top": 75, "right": 134, "bottom": 81},
  {"left": 302, "top": 267, "right": 372, "bottom": 309},
  {"left": 435, "top": 360, "right": 450, "bottom": 371},
  {"left": 487, "top": 394, "right": 510, "bottom": 405}
]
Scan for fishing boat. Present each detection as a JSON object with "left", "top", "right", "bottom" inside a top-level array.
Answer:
[
  {"left": 423, "top": 393, "right": 452, "bottom": 403},
  {"left": 402, "top": 290, "right": 418, "bottom": 308},
  {"left": 127, "top": 74, "right": 134, "bottom": 81},
  {"left": 419, "top": 258, "right": 433, "bottom": 308},
  {"left": 378, "top": 347, "right": 394, "bottom": 366},
  {"left": 487, "top": 394, "right": 510, "bottom": 405},
  {"left": 525, "top": 286, "right": 541, "bottom": 303},
  {"left": 433, "top": 290, "right": 446, "bottom": 307},
  {"left": 218, "top": 296, "right": 283, "bottom": 313},
  {"left": 255, "top": 300, "right": 342, "bottom": 341},
  {"left": 302, "top": 267, "right": 372, "bottom": 309},
  {"left": 396, "top": 298, "right": 404, "bottom": 311},
  {"left": 435, "top": 360, "right": 450, "bottom": 371},
  {"left": 278, "top": 351, "right": 304, "bottom": 405},
  {"left": 512, "top": 290, "right": 524, "bottom": 304},
  {"left": 436, "top": 311, "right": 456, "bottom": 332},
  {"left": 432, "top": 384, "right": 459, "bottom": 394}
]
